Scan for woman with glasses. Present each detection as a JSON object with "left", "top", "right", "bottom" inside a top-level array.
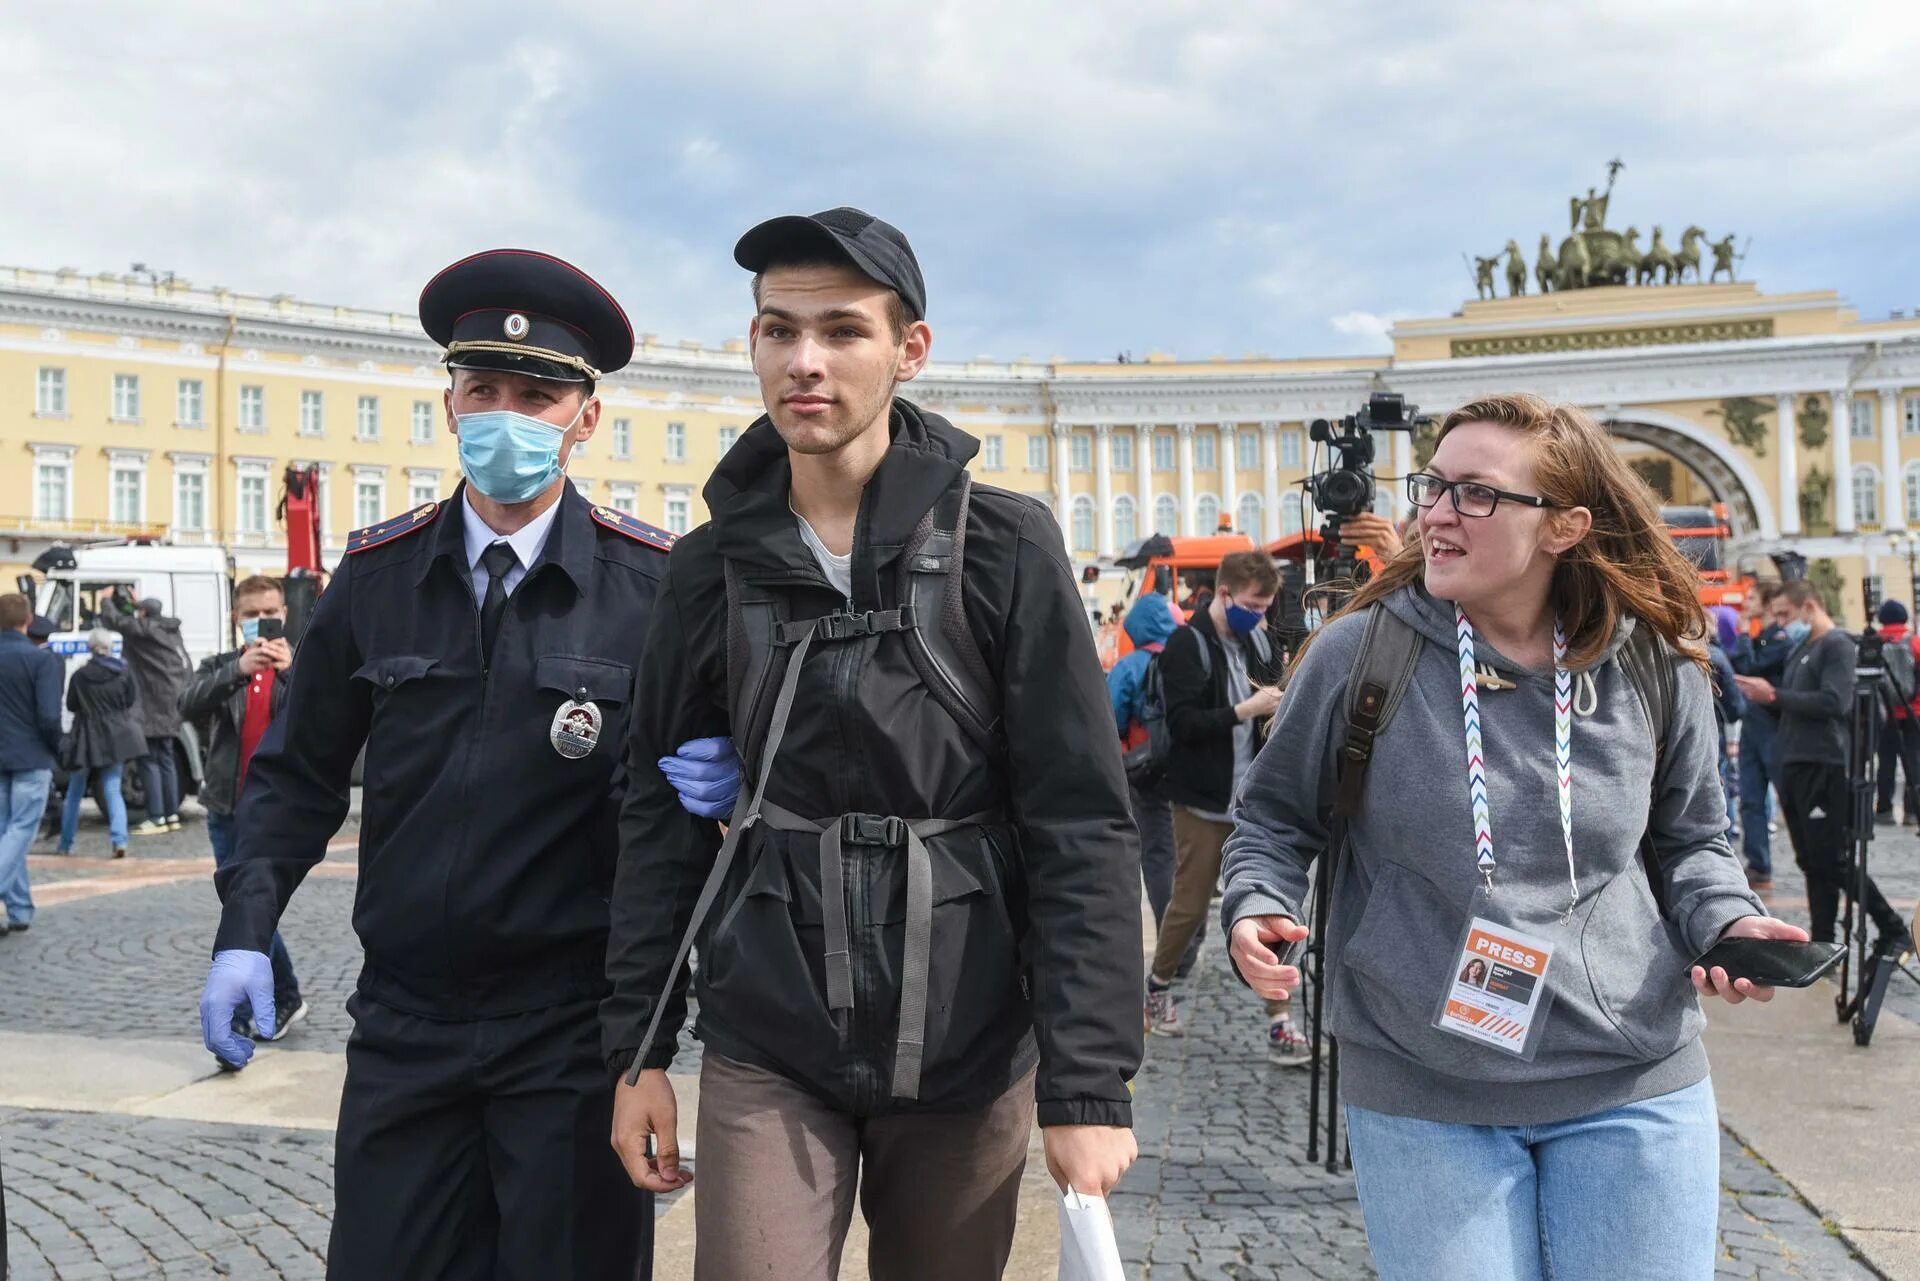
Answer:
[{"left": 1219, "top": 393, "right": 1805, "bottom": 1280}]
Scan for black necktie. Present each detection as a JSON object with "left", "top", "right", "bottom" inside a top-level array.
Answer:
[{"left": 479, "top": 542, "right": 519, "bottom": 663}]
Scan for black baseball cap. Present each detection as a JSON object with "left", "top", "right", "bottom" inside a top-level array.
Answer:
[{"left": 734, "top": 207, "right": 926, "bottom": 322}]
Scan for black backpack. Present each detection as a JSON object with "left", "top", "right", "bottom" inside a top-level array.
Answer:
[
  {"left": 1122, "top": 623, "right": 1272, "bottom": 793},
  {"left": 1881, "top": 635, "right": 1917, "bottom": 712}
]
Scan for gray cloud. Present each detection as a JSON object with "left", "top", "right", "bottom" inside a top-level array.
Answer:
[{"left": 4, "top": 2, "right": 1915, "bottom": 361}]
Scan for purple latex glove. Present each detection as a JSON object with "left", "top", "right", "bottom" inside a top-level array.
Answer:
[
  {"left": 198, "top": 949, "right": 275, "bottom": 1067},
  {"left": 659, "top": 736, "right": 742, "bottom": 819}
]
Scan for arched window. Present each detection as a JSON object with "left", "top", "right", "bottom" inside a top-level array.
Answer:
[
  {"left": 1195, "top": 493, "right": 1220, "bottom": 534},
  {"left": 1153, "top": 493, "right": 1179, "bottom": 536},
  {"left": 1281, "top": 492, "right": 1304, "bottom": 535},
  {"left": 1113, "top": 494, "right": 1137, "bottom": 548},
  {"left": 1904, "top": 462, "right": 1920, "bottom": 526},
  {"left": 1070, "top": 495, "right": 1096, "bottom": 553},
  {"left": 1853, "top": 464, "right": 1881, "bottom": 526},
  {"left": 1237, "top": 492, "right": 1263, "bottom": 536}
]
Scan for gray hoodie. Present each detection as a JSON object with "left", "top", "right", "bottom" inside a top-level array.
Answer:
[{"left": 1221, "top": 584, "right": 1764, "bottom": 1127}]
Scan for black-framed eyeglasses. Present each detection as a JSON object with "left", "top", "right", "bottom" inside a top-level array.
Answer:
[{"left": 1405, "top": 472, "right": 1560, "bottom": 518}]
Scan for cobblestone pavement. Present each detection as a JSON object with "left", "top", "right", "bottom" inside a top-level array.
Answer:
[{"left": 0, "top": 804, "right": 1910, "bottom": 1278}]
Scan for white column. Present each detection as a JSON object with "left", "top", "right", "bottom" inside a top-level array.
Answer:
[
  {"left": 1776, "top": 392, "right": 1801, "bottom": 536},
  {"left": 1219, "top": 424, "right": 1239, "bottom": 533},
  {"left": 1391, "top": 426, "right": 1414, "bottom": 519},
  {"left": 1176, "top": 421, "right": 1196, "bottom": 535},
  {"left": 1261, "top": 420, "right": 1281, "bottom": 541},
  {"left": 1832, "top": 389, "right": 1854, "bottom": 533},
  {"left": 1094, "top": 423, "right": 1115, "bottom": 555},
  {"left": 1134, "top": 424, "right": 1153, "bottom": 526},
  {"left": 1051, "top": 422, "right": 1071, "bottom": 539},
  {"left": 1883, "top": 389, "right": 1905, "bottom": 531}
]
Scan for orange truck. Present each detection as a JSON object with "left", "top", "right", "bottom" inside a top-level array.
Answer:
[{"left": 1663, "top": 503, "right": 1758, "bottom": 612}]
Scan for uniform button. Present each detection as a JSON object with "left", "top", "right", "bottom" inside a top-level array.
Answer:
[
  {"left": 576, "top": 686, "right": 588, "bottom": 700},
  {"left": 386, "top": 675, "right": 396, "bottom": 688}
]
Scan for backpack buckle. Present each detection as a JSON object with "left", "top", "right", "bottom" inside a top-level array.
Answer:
[{"left": 841, "top": 813, "right": 908, "bottom": 846}]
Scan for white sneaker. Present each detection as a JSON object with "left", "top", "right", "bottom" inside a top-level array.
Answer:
[
  {"left": 1145, "top": 987, "right": 1184, "bottom": 1038},
  {"left": 1267, "top": 1017, "right": 1310, "bottom": 1067}
]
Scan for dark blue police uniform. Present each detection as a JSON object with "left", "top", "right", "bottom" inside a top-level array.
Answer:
[{"left": 210, "top": 250, "right": 672, "bottom": 1279}]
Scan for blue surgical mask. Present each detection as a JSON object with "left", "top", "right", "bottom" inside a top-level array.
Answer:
[
  {"left": 455, "top": 398, "right": 589, "bottom": 504},
  {"left": 1222, "top": 595, "right": 1264, "bottom": 635},
  {"left": 1785, "top": 620, "right": 1812, "bottom": 645},
  {"left": 240, "top": 618, "right": 260, "bottom": 645}
]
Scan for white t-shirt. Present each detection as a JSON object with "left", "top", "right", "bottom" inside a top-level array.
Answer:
[{"left": 795, "top": 513, "right": 853, "bottom": 600}]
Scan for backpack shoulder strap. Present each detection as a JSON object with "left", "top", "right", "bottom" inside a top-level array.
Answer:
[
  {"left": 898, "top": 470, "right": 1002, "bottom": 752},
  {"left": 1330, "top": 605, "right": 1422, "bottom": 819},
  {"left": 723, "top": 557, "right": 791, "bottom": 770},
  {"left": 1614, "top": 620, "right": 1677, "bottom": 913}
]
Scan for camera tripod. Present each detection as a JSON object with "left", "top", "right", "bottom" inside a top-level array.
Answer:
[{"left": 1836, "top": 633, "right": 1918, "bottom": 1045}]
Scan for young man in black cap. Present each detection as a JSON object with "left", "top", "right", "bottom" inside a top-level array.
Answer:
[
  {"left": 195, "top": 249, "right": 737, "bottom": 1279},
  {"left": 603, "top": 210, "right": 1143, "bottom": 1278}
]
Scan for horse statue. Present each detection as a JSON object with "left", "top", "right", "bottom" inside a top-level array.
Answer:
[
  {"left": 1674, "top": 226, "right": 1708, "bottom": 284},
  {"left": 1504, "top": 239, "right": 1527, "bottom": 297},
  {"left": 1604, "top": 226, "right": 1641, "bottom": 286},
  {"left": 1637, "top": 225, "right": 1678, "bottom": 286},
  {"left": 1556, "top": 233, "right": 1592, "bottom": 290},
  {"left": 1535, "top": 234, "right": 1557, "bottom": 293}
]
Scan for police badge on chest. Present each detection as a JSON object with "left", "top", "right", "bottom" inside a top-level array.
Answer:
[{"left": 549, "top": 697, "right": 603, "bottom": 759}]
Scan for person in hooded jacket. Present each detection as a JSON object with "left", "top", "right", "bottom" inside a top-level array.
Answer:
[
  {"left": 1107, "top": 591, "right": 1190, "bottom": 939},
  {"left": 1872, "top": 599, "right": 1920, "bottom": 824},
  {"left": 1222, "top": 394, "right": 1806, "bottom": 1281},
  {"left": 56, "top": 629, "right": 145, "bottom": 857},
  {"left": 101, "top": 594, "right": 191, "bottom": 834},
  {"left": 604, "top": 208, "right": 1142, "bottom": 1280}
]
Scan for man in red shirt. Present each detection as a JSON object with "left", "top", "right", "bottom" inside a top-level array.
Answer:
[{"left": 180, "top": 575, "right": 304, "bottom": 1054}]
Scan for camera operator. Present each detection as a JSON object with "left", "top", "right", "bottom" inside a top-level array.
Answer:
[
  {"left": 179, "top": 575, "right": 305, "bottom": 1049},
  {"left": 1735, "top": 582, "right": 1913, "bottom": 955}
]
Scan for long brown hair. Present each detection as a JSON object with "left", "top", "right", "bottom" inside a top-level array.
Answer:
[{"left": 1319, "top": 393, "right": 1707, "bottom": 672}]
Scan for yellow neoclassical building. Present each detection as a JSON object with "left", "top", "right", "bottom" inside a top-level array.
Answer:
[{"left": 3, "top": 263, "right": 1918, "bottom": 624}]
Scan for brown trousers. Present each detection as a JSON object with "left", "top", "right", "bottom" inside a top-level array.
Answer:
[
  {"left": 1150, "top": 808, "right": 1286, "bottom": 1016},
  {"left": 693, "top": 1053, "right": 1035, "bottom": 1281}
]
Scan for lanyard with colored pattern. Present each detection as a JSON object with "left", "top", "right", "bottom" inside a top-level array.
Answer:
[{"left": 1455, "top": 606, "right": 1579, "bottom": 922}]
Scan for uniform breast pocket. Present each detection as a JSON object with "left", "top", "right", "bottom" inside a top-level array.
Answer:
[
  {"left": 351, "top": 655, "right": 439, "bottom": 707},
  {"left": 534, "top": 655, "right": 633, "bottom": 762}
]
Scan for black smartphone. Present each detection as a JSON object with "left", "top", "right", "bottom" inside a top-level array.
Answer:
[
  {"left": 1689, "top": 938, "right": 1844, "bottom": 988},
  {"left": 256, "top": 617, "right": 286, "bottom": 642}
]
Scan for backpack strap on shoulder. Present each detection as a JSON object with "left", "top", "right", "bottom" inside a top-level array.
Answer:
[
  {"left": 898, "top": 471, "right": 1002, "bottom": 752},
  {"left": 1330, "top": 606, "right": 1422, "bottom": 819},
  {"left": 1614, "top": 620, "right": 1677, "bottom": 913},
  {"left": 723, "top": 557, "right": 789, "bottom": 769}
]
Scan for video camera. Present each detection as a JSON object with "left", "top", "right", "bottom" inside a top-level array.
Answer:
[{"left": 1300, "top": 392, "right": 1427, "bottom": 588}]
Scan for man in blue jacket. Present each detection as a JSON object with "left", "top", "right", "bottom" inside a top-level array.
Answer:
[
  {"left": 1107, "top": 592, "right": 1189, "bottom": 942},
  {"left": 0, "top": 593, "right": 62, "bottom": 935}
]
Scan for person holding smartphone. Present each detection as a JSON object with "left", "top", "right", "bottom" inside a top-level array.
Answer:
[
  {"left": 179, "top": 574, "right": 305, "bottom": 1051},
  {"left": 1221, "top": 394, "right": 1806, "bottom": 1281}
]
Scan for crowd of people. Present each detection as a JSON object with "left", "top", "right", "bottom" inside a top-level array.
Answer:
[{"left": 0, "top": 207, "right": 1905, "bottom": 1280}]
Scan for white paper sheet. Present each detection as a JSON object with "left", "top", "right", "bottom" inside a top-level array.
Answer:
[{"left": 1057, "top": 1188, "right": 1126, "bottom": 1281}]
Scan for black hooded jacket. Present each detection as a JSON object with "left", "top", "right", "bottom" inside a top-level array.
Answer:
[{"left": 602, "top": 400, "right": 1143, "bottom": 1127}]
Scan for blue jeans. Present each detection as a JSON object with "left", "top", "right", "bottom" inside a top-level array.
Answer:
[
  {"left": 1738, "top": 713, "right": 1778, "bottom": 875},
  {"left": 207, "top": 810, "right": 301, "bottom": 1004},
  {"left": 140, "top": 736, "right": 180, "bottom": 820},
  {"left": 0, "top": 768, "right": 53, "bottom": 926},
  {"left": 60, "top": 763, "right": 130, "bottom": 850},
  {"left": 1345, "top": 1078, "right": 1721, "bottom": 1281}
]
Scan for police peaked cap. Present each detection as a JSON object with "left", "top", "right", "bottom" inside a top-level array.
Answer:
[{"left": 419, "top": 249, "right": 634, "bottom": 383}]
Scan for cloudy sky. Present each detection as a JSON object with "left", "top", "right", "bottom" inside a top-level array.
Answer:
[{"left": 6, "top": 2, "right": 1917, "bottom": 362}]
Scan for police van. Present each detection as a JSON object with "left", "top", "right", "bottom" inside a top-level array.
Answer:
[{"left": 17, "top": 541, "right": 232, "bottom": 815}]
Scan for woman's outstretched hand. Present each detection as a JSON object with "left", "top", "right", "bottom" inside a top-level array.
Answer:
[{"left": 1690, "top": 914, "right": 1810, "bottom": 1005}]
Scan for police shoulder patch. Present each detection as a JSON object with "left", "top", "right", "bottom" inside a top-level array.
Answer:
[
  {"left": 347, "top": 502, "right": 439, "bottom": 555},
  {"left": 590, "top": 505, "right": 676, "bottom": 552}
]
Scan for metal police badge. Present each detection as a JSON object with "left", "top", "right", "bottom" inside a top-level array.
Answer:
[
  {"left": 503, "top": 312, "right": 531, "bottom": 341},
  {"left": 549, "top": 698, "right": 602, "bottom": 759}
]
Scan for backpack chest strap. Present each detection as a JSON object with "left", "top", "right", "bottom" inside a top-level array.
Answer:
[
  {"left": 758, "top": 799, "right": 1002, "bottom": 1100},
  {"left": 775, "top": 607, "right": 918, "bottom": 645}
]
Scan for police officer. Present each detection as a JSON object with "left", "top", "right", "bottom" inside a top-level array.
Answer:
[{"left": 196, "top": 249, "right": 731, "bottom": 1278}]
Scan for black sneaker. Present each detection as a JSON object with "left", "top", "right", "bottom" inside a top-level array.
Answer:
[
  {"left": 262, "top": 998, "right": 310, "bottom": 1042},
  {"left": 1872, "top": 927, "right": 1914, "bottom": 962}
]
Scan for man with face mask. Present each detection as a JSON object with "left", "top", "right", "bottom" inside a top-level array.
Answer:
[{"left": 193, "top": 250, "right": 737, "bottom": 1278}]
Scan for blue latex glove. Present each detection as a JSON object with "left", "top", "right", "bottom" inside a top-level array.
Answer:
[
  {"left": 199, "top": 949, "right": 275, "bottom": 1067},
  {"left": 659, "top": 736, "right": 742, "bottom": 819}
]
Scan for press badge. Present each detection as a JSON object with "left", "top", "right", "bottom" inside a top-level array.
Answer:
[{"left": 1433, "top": 916, "right": 1557, "bottom": 1060}]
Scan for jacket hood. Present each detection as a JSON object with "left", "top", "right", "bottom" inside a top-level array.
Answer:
[
  {"left": 701, "top": 397, "right": 980, "bottom": 605},
  {"left": 1379, "top": 582, "right": 1637, "bottom": 675},
  {"left": 81, "top": 655, "right": 127, "bottom": 676},
  {"left": 1123, "top": 592, "right": 1179, "bottom": 648}
]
